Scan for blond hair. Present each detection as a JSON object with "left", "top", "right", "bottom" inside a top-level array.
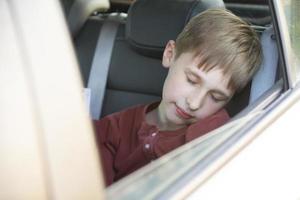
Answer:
[{"left": 175, "top": 9, "right": 262, "bottom": 92}]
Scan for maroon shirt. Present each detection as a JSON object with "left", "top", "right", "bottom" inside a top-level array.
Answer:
[{"left": 94, "top": 102, "right": 230, "bottom": 186}]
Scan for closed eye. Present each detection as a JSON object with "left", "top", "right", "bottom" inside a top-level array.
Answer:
[
  {"left": 186, "top": 76, "right": 197, "bottom": 85},
  {"left": 186, "top": 72, "right": 199, "bottom": 85},
  {"left": 210, "top": 93, "right": 228, "bottom": 102}
]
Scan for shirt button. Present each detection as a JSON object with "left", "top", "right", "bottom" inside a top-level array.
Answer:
[
  {"left": 151, "top": 132, "right": 157, "bottom": 137},
  {"left": 145, "top": 144, "right": 150, "bottom": 149}
]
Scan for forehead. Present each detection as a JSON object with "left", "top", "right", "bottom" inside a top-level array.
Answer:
[
  {"left": 180, "top": 52, "right": 234, "bottom": 95},
  {"left": 190, "top": 67, "right": 232, "bottom": 93},
  {"left": 177, "top": 50, "right": 224, "bottom": 70}
]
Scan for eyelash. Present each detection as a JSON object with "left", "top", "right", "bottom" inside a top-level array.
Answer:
[
  {"left": 210, "top": 94, "right": 225, "bottom": 102},
  {"left": 186, "top": 74, "right": 227, "bottom": 102},
  {"left": 187, "top": 76, "right": 197, "bottom": 85}
]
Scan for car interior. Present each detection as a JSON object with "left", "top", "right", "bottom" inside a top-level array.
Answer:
[{"left": 59, "top": 0, "right": 284, "bottom": 182}]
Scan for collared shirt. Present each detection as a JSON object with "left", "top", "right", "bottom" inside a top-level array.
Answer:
[{"left": 94, "top": 102, "right": 230, "bottom": 186}]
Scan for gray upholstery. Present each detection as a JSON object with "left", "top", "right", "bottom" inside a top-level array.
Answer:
[
  {"left": 249, "top": 26, "right": 278, "bottom": 103},
  {"left": 126, "top": 0, "right": 225, "bottom": 58},
  {"left": 88, "top": 21, "right": 119, "bottom": 120},
  {"left": 75, "top": 0, "right": 226, "bottom": 118},
  {"left": 225, "top": 26, "right": 279, "bottom": 116}
]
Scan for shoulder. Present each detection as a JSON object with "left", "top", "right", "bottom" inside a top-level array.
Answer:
[
  {"left": 94, "top": 104, "right": 148, "bottom": 130},
  {"left": 200, "top": 108, "right": 230, "bottom": 130},
  {"left": 210, "top": 109, "right": 230, "bottom": 124},
  {"left": 186, "top": 109, "right": 230, "bottom": 142},
  {"left": 108, "top": 104, "right": 147, "bottom": 122}
]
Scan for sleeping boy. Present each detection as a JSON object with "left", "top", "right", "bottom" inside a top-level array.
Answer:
[{"left": 94, "top": 8, "right": 262, "bottom": 186}]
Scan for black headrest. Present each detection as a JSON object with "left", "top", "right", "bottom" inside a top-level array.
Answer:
[{"left": 126, "top": 0, "right": 225, "bottom": 58}]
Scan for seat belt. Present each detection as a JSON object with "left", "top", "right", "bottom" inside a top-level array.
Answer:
[{"left": 87, "top": 21, "right": 119, "bottom": 120}]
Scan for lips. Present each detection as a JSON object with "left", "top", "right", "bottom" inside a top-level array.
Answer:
[{"left": 175, "top": 105, "right": 193, "bottom": 119}]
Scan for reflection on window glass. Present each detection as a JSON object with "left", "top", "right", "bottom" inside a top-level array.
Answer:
[{"left": 282, "top": 0, "right": 300, "bottom": 79}]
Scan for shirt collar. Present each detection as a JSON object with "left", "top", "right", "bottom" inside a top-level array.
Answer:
[{"left": 138, "top": 102, "right": 229, "bottom": 139}]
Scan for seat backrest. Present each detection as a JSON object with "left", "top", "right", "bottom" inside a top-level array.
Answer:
[
  {"left": 75, "top": 0, "right": 225, "bottom": 118},
  {"left": 225, "top": 25, "right": 279, "bottom": 117},
  {"left": 249, "top": 26, "right": 278, "bottom": 103}
]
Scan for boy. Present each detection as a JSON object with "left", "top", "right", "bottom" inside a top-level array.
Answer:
[{"left": 94, "top": 9, "right": 262, "bottom": 186}]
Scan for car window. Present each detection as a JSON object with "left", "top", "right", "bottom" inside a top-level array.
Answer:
[
  {"left": 4, "top": 0, "right": 298, "bottom": 198},
  {"left": 66, "top": 0, "right": 285, "bottom": 192},
  {"left": 278, "top": 0, "right": 300, "bottom": 83},
  {"left": 101, "top": 0, "right": 288, "bottom": 194},
  {"left": 4, "top": 0, "right": 300, "bottom": 197}
]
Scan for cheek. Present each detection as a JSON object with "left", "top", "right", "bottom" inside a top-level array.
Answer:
[
  {"left": 163, "top": 84, "right": 183, "bottom": 101},
  {"left": 162, "top": 73, "right": 187, "bottom": 99}
]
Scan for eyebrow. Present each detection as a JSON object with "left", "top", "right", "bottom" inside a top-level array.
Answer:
[{"left": 186, "top": 69, "right": 231, "bottom": 99}]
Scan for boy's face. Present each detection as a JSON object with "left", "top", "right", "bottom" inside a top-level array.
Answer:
[{"left": 158, "top": 40, "right": 234, "bottom": 129}]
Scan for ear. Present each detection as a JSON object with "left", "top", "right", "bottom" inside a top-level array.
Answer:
[{"left": 162, "top": 40, "right": 176, "bottom": 68}]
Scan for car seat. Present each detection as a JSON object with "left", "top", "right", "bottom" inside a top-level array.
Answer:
[
  {"left": 225, "top": 25, "right": 281, "bottom": 118},
  {"left": 249, "top": 26, "right": 278, "bottom": 103},
  {"left": 74, "top": 0, "right": 225, "bottom": 119}
]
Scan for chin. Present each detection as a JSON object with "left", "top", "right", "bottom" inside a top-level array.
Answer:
[{"left": 172, "top": 116, "right": 191, "bottom": 126}]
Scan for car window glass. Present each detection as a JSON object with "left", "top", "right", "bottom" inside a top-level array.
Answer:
[
  {"left": 69, "top": 0, "right": 284, "bottom": 188},
  {"left": 280, "top": 0, "right": 300, "bottom": 81}
]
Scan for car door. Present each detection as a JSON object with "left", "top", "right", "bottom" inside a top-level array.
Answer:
[
  {"left": 0, "top": 0, "right": 107, "bottom": 199},
  {"left": 105, "top": 0, "right": 300, "bottom": 199}
]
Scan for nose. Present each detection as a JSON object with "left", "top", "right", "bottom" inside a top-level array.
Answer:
[{"left": 186, "top": 90, "right": 205, "bottom": 111}]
